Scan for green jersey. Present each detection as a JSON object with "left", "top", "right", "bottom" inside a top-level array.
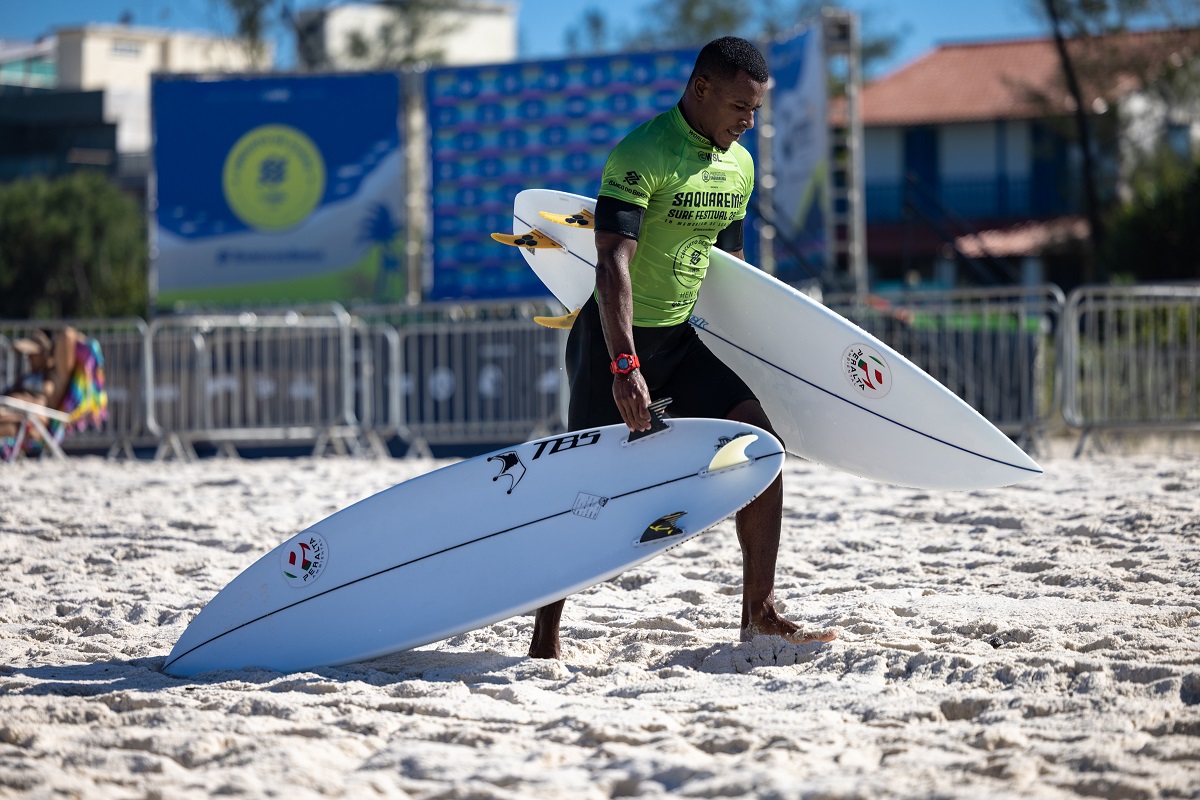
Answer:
[{"left": 597, "top": 104, "right": 754, "bottom": 327}]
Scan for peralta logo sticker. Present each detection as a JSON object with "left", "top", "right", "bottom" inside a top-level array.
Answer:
[
  {"left": 842, "top": 343, "right": 892, "bottom": 399},
  {"left": 280, "top": 531, "right": 328, "bottom": 588}
]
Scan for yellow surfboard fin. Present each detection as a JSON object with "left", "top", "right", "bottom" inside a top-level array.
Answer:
[
  {"left": 490, "top": 230, "right": 563, "bottom": 249},
  {"left": 538, "top": 209, "right": 594, "bottom": 229},
  {"left": 707, "top": 434, "right": 758, "bottom": 472},
  {"left": 533, "top": 309, "right": 580, "bottom": 329}
]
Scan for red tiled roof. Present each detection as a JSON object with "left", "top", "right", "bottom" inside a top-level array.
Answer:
[
  {"left": 859, "top": 28, "right": 1200, "bottom": 126},
  {"left": 956, "top": 216, "right": 1089, "bottom": 258}
]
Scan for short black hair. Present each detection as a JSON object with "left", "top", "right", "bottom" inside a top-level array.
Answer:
[{"left": 690, "top": 36, "right": 769, "bottom": 85}]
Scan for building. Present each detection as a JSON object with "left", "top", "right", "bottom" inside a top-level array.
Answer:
[
  {"left": 294, "top": 2, "right": 517, "bottom": 70},
  {"left": 858, "top": 28, "right": 1200, "bottom": 290},
  {"left": 0, "top": 25, "right": 268, "bottom": 187},
  {"left": 0, "top": 38, "right": 56, "bottom": 90},
  {"left": 56, "top": 24, "right": 271, "bottom": 155}
]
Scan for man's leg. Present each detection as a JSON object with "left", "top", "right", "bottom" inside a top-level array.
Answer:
[
  {"left": 529, "top": 299, "right": 605, "bottom": 660},
  {"left": 529, "top": 599, "right": 564, "bottom": 659},
  {"left": 727, "top": 399, "right": 836, "bottom": 644}
]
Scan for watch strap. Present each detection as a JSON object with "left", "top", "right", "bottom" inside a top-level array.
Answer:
[{"left": 610, "top": 353, "right": 640, "bottom": 375}]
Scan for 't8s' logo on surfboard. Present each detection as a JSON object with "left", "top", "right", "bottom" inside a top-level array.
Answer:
[
  {"left": 280, "top": 532, "right": 329, "bottom": 588},
  {"left": 489, "top": 431, "right": 603, "bottom": 495},
  {"left": 842, "top": 343, "right": 892, "bottom": 399}
]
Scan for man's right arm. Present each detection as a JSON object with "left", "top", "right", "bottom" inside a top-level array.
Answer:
[{"left": 594, "top": 230, "right": 652, "bottom": 432}]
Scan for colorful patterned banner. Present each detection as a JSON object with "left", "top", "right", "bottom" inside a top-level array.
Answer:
[{"left": 426, "top": 50, "right": 702, "bottom": 300}]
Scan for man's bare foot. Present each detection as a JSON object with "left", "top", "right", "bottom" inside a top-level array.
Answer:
[
  {"left": 741, "top": 625, "right": 838, "bottom": 645},
  {"left": 527, "top": 638, "right": 560, "bottom": 659},
  {"left": 741, "top": 606, "right": 837, "bottom": 644}
]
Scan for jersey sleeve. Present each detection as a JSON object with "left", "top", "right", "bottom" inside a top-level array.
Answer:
[{"left": 597, "top": 136, "right": 661, "bottom": 210}]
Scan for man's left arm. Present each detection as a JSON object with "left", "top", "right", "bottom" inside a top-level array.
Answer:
[{"left": 715, "top": 217, "right": 744, "bottom": 261}]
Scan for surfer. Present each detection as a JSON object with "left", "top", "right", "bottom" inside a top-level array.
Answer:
[{"left": 529, "top": 36, "right": 835, "bottom": 659}]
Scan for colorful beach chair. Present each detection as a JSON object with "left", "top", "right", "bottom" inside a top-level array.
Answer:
[{"left": 1, "top": 332, "right": 108, "bottom": 462}]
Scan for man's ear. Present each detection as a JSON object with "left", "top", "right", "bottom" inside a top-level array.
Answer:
[{"left": 690, "top": 74, "right": 711, "bottom": 101}]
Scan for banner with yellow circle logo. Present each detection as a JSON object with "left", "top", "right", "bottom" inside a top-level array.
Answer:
[{"left": 152, "top": 73, "right": 405, "bottom": 308}]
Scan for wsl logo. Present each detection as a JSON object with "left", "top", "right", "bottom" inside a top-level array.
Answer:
[
  {"left": 280, "top": 531, "right": 328, "bottom": 588},
  {"left": 842, "top": 343, "right": 892, "bottom": 399}
]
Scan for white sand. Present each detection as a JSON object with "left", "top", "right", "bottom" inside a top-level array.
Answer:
[{"left": 1, "top": 449, "right": 1198, "bottom": 799}]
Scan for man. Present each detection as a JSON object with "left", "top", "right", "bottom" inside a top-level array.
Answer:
[{"left": 528, "top": 36, "right": 835, "bottom": 660}]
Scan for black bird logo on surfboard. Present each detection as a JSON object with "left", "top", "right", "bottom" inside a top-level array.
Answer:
[{"left": 489, "top": 451, "right": 526, "bottom": 494}]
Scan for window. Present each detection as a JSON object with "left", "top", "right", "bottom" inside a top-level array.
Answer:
[{"left": 111, "top": 39, "right": 142, "bottom": 57}]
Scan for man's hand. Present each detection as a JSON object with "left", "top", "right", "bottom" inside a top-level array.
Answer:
[{"left": 612, "top": 370, "right": 652, "bottom": 431}]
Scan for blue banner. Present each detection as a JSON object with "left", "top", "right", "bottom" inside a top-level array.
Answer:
[
  {"left": 767, "top": 27, "right": 828, "bottom": 284},
  {"left": 152, "top": 73, "right": 405, "bottom": 307},
  {"left": 426, "top": 50, "right": 705, "bottom": 301}
]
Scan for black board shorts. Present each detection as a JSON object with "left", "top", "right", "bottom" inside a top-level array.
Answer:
[{"left": 565, "top": 295, "right": 757, "bottom": 430}]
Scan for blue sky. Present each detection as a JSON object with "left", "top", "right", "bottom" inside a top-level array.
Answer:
[{"left": 1, "top": 0, "right": 1051, "bottom": 75}]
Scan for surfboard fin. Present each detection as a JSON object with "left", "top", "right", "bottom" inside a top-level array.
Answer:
[
  {"left": 539, "top": 209, "right": 594, "bottom": 229},
  {"left": 707, "top": 434, "right": 758, "bottom": 472},
  {"left": 638, "top": 511, "right": 686, "bottom": 544},
  {"left": 533, "top": 309, "right": 580, "bottom": 329},
  {"left": 490, "top": 230, "right": 563, "bottom": 249},
  {"left": 628, "top": 398, "right": 672, "bottom": 442}
]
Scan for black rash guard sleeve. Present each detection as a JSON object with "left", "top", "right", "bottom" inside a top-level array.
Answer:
[
  {"left": 715, "top": 218, "right": 744, "bottom": 253},
  {"left": 594, "top": 194, "right": 645, "bottom": 240}
]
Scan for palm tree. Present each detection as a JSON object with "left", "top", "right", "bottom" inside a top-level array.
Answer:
[{"left": 359, "top": 203, "right": 404, "bottom": 300}]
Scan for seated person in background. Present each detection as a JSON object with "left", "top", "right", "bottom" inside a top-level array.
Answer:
[{"left": 1, "top": 328, "right": 80, "bottom": 440}]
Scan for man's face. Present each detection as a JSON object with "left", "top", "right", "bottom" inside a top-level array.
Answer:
[{"left": 695, "top": 69, "right": 766, "bottom": 151}]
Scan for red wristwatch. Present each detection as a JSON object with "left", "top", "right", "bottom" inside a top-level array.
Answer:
[{"left": 610, "top": 353, "right": 640, "bottom": 375}]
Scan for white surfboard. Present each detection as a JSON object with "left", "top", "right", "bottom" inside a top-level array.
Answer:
[
  {"left": 164, "top": 418, "right": 783, "bottom": 677},
  {"left": 494, "top": 188, "right": 1042, "bottom": 490}
]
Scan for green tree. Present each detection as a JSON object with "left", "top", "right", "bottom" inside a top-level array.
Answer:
[
  {"left": 343, "top": 0, "right": 471, "bottom": 68},
  {"left": 223, "top": 0, "right": 275, "bottom": 69},
  {"left": 1041, "top": 0, "right": 1109, "bottom": 278},
  {"left": 1101, "top": 154, "right": 1200, "bottom": 282},
  {"left": 564, "top": 9, "right": 610, "bottom": 55},
  {"left": 0, "top": 172, "right": 148, "bottom": 320},
  {"left": 1023, "top": 0, "right": 1200, "bottom": 280},
  {"left": 568, "top": 0, "right": 903, "bottom": 79}
]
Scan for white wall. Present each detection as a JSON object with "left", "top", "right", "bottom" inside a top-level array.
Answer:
[
  {"left": 55, "top": 25, "right": 268, "bottom": 154},
  {"left": 317, "top": 2, "right": 516, "bottom": 68}
]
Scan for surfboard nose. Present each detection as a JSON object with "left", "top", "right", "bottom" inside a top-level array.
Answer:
[{"left": 1005, "top": 440, "right": 1043, "bottom": 478}]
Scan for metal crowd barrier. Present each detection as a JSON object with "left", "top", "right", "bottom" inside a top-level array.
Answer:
[
  {"left": 144, "top": 305, "right": 359, "bottom": 458},
  {"left": 1062, "top": 283, "right": 1200, "bottom": 448},
  {"left": 0, "top": 318, "right": 150, "bottom": 456},
  {"left": 352, "top": 321, "right": 403, "bottom": 455},
  {"left": 825, "top": 285, "right": 1065, "bottom": 446},
  {"left": 353, "top": 300, "right": 567, "bottom": 455},
  {"left": 13, "top": 283, "right": 1200, "bottom": 462}
]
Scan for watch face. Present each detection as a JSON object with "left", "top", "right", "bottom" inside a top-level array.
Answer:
[{"left": 611, "top": 354, "right": 638, "bottom": 374}]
